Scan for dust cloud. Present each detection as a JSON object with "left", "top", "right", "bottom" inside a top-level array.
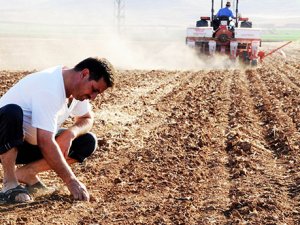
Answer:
[
  {"left": 0, "top": 33, "right": 237, "bottom": 71},
  {"left": 98, "top": 35, "right": 238, "bottom": 71}
]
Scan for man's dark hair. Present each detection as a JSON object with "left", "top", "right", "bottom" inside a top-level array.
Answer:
[{"left": 74, "top": 57, "right": 115, "bottom": 87}]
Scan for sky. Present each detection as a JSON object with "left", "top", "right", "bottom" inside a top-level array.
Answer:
[
  {"left": 0, "top": 0, "right": 299, "bottom": 70},
  {"left": 0, "top": 0, "right": 299, "bottom": 27}
]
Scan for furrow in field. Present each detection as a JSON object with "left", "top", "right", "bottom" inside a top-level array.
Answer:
[
  {"left": 191, "top": 69, "right": 233, "bottom": 223},
  {"left": 224, "top": 69, "right": 295, "bottom": 224},
  {"left": 266, "top": 58, "right": 300, "bottom": 90},
  {"left": 246, "top": 68, "right": 300, "bottom": 223},
  {"left": 257, "top": 65, "right": 300, "bottom": 132}
]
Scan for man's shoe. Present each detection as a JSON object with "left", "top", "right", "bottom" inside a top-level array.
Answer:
[{"left": 26, "top": 181, "right": 56, "bottom": 196}]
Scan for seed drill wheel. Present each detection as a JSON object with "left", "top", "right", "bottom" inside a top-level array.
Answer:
[
  {"left": 240, "top": 51, "right": 250, "bottom": 65},
  {"left": 251, "top": 59, "right": 258, "bottom": 67}
]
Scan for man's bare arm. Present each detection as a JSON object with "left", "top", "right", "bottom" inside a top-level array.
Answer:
[
  {"left": 37, "top": 129, "right": 89, "bottom": 201},
  {"left": 56, "top": 111, "right": 94, "bottom": 156},
  {"left": 63, "top": 111, "right": 94, "bottom": 141}
]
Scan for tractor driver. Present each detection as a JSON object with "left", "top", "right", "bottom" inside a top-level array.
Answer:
[{"left": 216, "top": 1, "right": 236, "bottom": 19}]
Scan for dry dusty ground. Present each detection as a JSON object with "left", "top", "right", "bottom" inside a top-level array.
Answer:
[{"left": 0, "top": 42, "right": 300, "bottom": 224}]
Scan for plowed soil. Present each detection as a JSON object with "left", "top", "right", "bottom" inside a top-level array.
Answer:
[{"left": 0, "top": 42, "right": 300, "bottom": 224}]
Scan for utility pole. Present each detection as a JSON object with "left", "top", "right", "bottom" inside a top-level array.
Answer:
[{"left": 114, "top": 0, "right": 125, "bottom": 36}]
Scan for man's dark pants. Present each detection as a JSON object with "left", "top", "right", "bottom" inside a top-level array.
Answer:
[{"left": 0, "top": 104, "right": 97, "bottom": 164}]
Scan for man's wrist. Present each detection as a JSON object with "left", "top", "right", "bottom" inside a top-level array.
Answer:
[{"left": 65, "top": 176, "right": 78, "bottom": 185}]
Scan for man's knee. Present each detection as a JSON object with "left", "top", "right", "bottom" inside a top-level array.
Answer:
[
  {"left": 68, "top": 132, "right": 97, "bottom": 163},
  {"left": 0, "top": 104, "right": 23, "bottom": 155},
  {"left": 0, "top": 104, "right": 23, "bottom": 124}
]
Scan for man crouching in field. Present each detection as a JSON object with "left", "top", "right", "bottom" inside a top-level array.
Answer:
[{"left": 0, "top": 57, "right": 115, "bottom": 203}]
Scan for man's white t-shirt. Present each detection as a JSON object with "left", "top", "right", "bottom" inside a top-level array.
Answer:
[{"left": 0, "top": 66, "right": 91, "bottom": 145}]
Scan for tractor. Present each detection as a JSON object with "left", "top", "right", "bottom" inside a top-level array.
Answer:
[{"left": 186, "top": 0, "right": 261, "bottom": 66}]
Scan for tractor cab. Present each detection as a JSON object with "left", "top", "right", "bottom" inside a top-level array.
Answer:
[{"left": 196, "top": 0, "right": 252, "bottom": 30}]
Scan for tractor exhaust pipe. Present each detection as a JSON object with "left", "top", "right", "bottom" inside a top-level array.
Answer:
[
  {"left": 235, "top": 0, "right": 239, "bottom": 27},
  {"left": 211, "top": 0, "right": 214, "bottom": 24}
]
